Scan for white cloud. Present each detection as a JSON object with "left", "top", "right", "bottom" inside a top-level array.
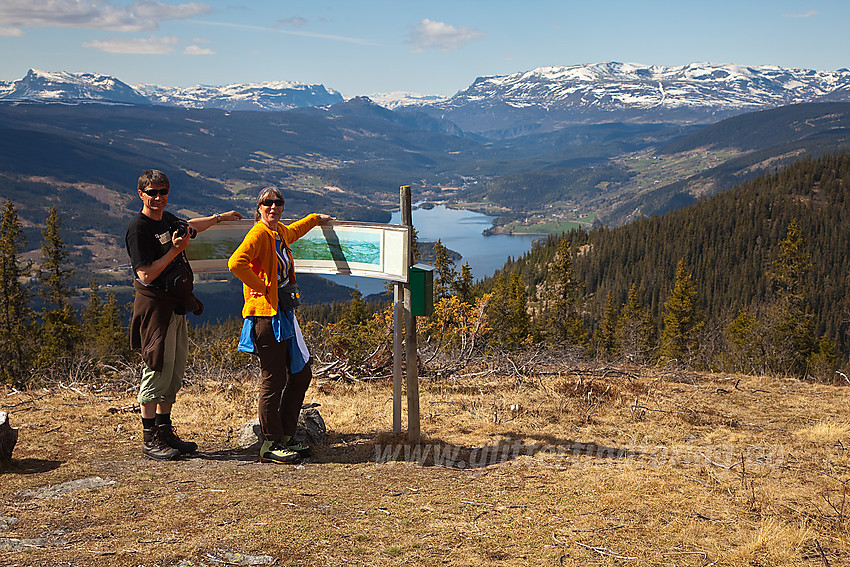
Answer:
[
  {"left": 407, "top": 18, "right": 484, "bottom": 52},
  {"left": 0, "top": 0, "right": 211, "bottom": 32},
  {"left": 0, "top": 26, "right": 24, "bottom": 36},
  {"left": 184, "top": 44, "right": 214, "bottom": 55},
  {"left": 83, "top": 35, "right": 179, "bottom": 54},
  {"left": 782, "top": 10, "right": 818, "bottom": 18},
  {"left": 278, "top": 17, "right": 308, "bottom": 28}
]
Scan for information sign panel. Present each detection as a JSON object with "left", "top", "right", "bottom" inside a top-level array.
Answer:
[{"left": 186, "top": 220, "right": 410, "bottom": 282}]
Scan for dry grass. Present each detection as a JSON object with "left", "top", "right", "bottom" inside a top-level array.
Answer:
[{"left": 2, "top": 364, "right": 849, "bottom": 566}]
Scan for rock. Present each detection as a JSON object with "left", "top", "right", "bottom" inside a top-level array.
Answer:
[
  {"left": 0, "top": 536, "right": 68, "bottom": 551},
  {"left": 17, "top": 477, "right": 115, "bottom": 499},
  {"left": 236, "top": 403, "right": 326, "bottom": 450},
  {"left": 0, "top": 516, "right": 19, "bottom": 531},
  {"left": 176, "top": 551, "right": 275, "bottom": 566},
  {"left": 0, "top": 411, "right": 18, "bottom": 462}
]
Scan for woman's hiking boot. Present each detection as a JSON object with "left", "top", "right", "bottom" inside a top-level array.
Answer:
[
  {"left": 157, "top": 423, "right": 198, "bottom": 454},
  {"left": 260, "top": 440, "right": 300, "bottom": 464},
  {"left": 142, "top": 426, "right": 181, "bottom": 461},
  {"left": 283, "top": 438, "right": 312, "bottom": 457}
]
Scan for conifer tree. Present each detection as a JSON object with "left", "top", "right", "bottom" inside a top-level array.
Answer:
[
  {"left": 82, "top": 278, "right": 102, "bottom": 345},
  {"left": 83, "top": 279, "right": 127, "bottom": 358},
  {"left": 544, "top": 237, "right": 587, "bottom": 346},
  {"left": 486, "top": 273, "right": 531, "bottom": 349},
  {"left": 660, "top": 259, "right": 704, "bottom": 364},
  {"left": 0, "top": 200, "right": 34, "bottom": 385},
  {"left": 36, "top": 207, "right": 80, "bottom": 365},
  {"left": 432, "top": 239, "right": 456, "bottom": 300},
  {"left": 322, "top": 288, "right": 388, "bottom": 369},
  {"left": 726, "top": 306, "right": 761, "bottom": 374},
  {"left": 98, "top": 289, "right": 128, "bottom": 358},
  {"left": 617, "top": 284, "right": 656, "bottom": 364},
  {"left": 598, "top": 291, "right": 619, "bottom": 357},
  {"left": 452, "top": 262, "right": 475, "bottom": 305},
  {"left": 764, "top": 219, "right": 815, "bottom": 376}
]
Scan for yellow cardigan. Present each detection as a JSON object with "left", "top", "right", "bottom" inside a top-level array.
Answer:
[{"left": 227, "top": 214, "right": 319, "bottom": 318}]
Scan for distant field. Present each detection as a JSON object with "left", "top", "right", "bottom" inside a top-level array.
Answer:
[
  {"left": 505, "top": 220, "right": 585, "bottom": 234},
  {"left": 618, "top": 149, "right": 743, "bottom": 193}
]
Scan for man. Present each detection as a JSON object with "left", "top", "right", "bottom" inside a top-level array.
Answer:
[{"left": 125, "top": 169, "right": 242, "bottom": 460}]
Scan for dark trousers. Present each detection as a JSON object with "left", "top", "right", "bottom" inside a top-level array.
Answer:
[{"left": 253, "top": 317, "right": 312, "bottom": 441}]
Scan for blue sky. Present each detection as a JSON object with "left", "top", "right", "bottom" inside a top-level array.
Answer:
[{"left": 0, "top": 1, "right": 848, "bottom": 97}]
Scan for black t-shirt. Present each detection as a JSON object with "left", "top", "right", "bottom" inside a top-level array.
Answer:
[{"left": 125, "top": 210, "right": 189, "bottom": 289}]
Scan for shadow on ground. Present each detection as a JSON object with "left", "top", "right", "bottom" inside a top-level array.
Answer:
[
  {"left": 0, "top": 458, "right": 63, "bottom": 475},
  {"left": 312, "top": 430, "right": 647, "bottom": 469}
]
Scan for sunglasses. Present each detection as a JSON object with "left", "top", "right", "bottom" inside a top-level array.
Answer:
[
  {"left": 142, "top": 188, "right": 169, "bottom": 197},
  {"left": 260, "top": 199, "right": 285, "bottom": 207}
]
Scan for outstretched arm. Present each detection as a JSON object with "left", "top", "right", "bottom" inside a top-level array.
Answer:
[{"left": 188, "top": 210, "right": 244, "bottom": 233}]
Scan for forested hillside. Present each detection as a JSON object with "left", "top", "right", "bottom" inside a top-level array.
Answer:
[
  {"left": 602, "top": 103, "right": 850, "bottom": 225},
  {"left": 493, "top": 152, "right": 850, "bottom": 374}
]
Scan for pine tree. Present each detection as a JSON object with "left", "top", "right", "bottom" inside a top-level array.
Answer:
[
  {"left": 726, "top": 306, "right": 761, "bottom": 374},
  {"left": 82, "top": 278, "right": 102, "bottom": 346},
  {"left": 486, "top": 273, "right": 531, "bottom": 349},
  {"left": 0, "top": 200, "right": 34, "bottom": 385},
  {"left": 452, "top": 262, "right": 475, "bottom": 305},
  {"left": 544, "top": 237, "right": 587, "bottom": 346},
  {"left": 660, "top": 259, "right": 704, "bottom": 365},
  {"left": 598, "top": 291, "right": 619, "bottom": 357},
  {"left": 321, "top": 288, "right": 388, "bottom": 370},
  {"left": 36, "top": 207, "right": 80, "bottom": 366},
  {"left": 432, "top": 239, "right": 456, "bottom": 300},
  {"left": 99, "top": 290, "right": 128, "bottom": 358},
  {"left": 617, "top": 284, "right": 656, "bottom": 364},
  {"left": 764, "top": 219, "right": 815, "bottom": 376},
  {"left": 83, "top": 279, "right": 127, "bottom": 359}
]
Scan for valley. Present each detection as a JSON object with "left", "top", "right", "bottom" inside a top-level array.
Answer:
[{"left": 3, "top": 66, "right": 850, "bottom": 298}]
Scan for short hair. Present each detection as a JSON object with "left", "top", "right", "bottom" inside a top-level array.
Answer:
[
  {"left": 254, "top": 186, "right": 285, "bottom": 222},
  {"left": 138, "top": 169, "right": 170, "bottom": 192}
]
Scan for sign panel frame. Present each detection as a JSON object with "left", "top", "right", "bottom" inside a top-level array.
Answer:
[{"left": 186, "top": 219, "right": 411, "bottom": 282}]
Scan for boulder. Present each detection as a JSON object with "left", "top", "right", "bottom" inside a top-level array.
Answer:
[
  {"left": 0, "top": 411, "right": 18, "bottom": 462},
  {"left": 236, "top": 403, "right": 326, "bottom": 450}
]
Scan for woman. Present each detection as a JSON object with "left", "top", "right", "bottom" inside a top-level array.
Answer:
[{"left": 228, "top": 187, "right": 333, "bottom": 464}]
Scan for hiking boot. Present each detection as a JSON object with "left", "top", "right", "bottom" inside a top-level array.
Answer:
[
  {"left": 259, "top": 440, "right": 300, "bottom": 464},
  {"left": 158, "top": 423, "right": 198, "bottom": 454},
  {"left": 283, "top": 438, "right": 312, "bottom": 457},
  {"left": 142, "top": 427, "right": 181, "bottom": 461}
]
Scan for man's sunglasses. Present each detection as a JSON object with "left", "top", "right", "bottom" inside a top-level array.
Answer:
[
  {"left": 260, "top": 199, "right": 285, "bottom": 207},
  {"left": 142, "top": 188, "right": 169, "bottom": 196}
]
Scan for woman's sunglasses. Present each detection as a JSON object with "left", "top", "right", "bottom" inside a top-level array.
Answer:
[
  {"left": 260, "top": 199, "right": 285, "bottom": 207},
  {"left": 142, "top": 188, "right": 169, "bottom": 196}
]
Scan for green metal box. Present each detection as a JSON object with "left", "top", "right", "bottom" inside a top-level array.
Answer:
[{"left": 409, "top": 263, "right": 434, "bottom": 317}]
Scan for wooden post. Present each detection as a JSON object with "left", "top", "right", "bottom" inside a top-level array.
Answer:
[
  {"left": 400, "top": 185, "right": 420, "bottom": 442},
  {"left": 392, "top": 282, "right": 403, "bottom": 435}
]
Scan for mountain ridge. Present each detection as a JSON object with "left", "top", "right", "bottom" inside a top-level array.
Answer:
[{"left": 4, "top": 63, "right": 850, "bottom": 134}]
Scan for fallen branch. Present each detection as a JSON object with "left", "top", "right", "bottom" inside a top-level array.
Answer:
[
  {"left": 700, "top": 453, "right": 743, "bottom": 470},
  {"left": 815, "top": 539, "right": 831, "bottom": 567},
  {"left": 631, "top": 403, "right": 692, "bottom": 416},
  {"left": 574, "top": 541, "right": 638, "bottom": 560},
  {"left": 734, "top": 379, "right": 769, "bottom": 394}
]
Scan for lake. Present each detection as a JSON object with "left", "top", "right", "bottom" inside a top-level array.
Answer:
[{"left": 323, "top": 205, "right": 541, "bottom": 295}]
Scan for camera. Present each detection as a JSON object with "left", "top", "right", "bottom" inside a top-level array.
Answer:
[{"left": 174, "top": 220, "right": 197, "bottom": 239}]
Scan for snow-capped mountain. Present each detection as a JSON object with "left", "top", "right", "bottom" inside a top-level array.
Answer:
[
  {"left": 134, "top": 81, "right": 342, "bottom": 111},
  {"left": 4, "top": 63, "right": 850, "bottom": 136},
  {"left": 0, "top": 69, "right": 150, "bottom": 105},
  {"left": 362, "top": 91, "right": 449, "bottom": 110},
  {"left": 430, "top": 62, "right": 850, "bottom": 135},
  {"left": 0, "top": 69, "right": 343, "bottom": 111}
]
